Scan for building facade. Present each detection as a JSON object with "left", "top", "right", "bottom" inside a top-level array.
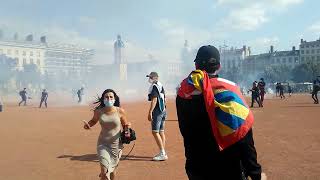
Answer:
[
  {"left": 0, "top": 36, "right": 93, "bottom": 76},
  {"left": 44, "top": 43, "right": 94, "bottom": 77},
  {"left": 0, "top": 40, "right": 46, "bottom": 73},
  {"left": 219, "top": 45, "right": 251, "bottom": 73},
  {"left": 299, "top": 38, "right": 320, "bottom": 64},
  {"left": 270, "top": 46, "right": 299, "bottom": 69}
]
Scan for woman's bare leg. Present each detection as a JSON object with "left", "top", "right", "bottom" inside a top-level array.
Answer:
[{"left": 99, "top": 164, "right": 109, "bottom": 180}]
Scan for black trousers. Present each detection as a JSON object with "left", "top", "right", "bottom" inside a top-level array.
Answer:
[
  {"left": 19, "top": 98, "right": 27, "bottom": 106},
  {"left": 312, "top": 90, "right": 319, "bottom": 103},
  {"left": 39, "top": 98, "right": 47, "bottom": 108},
  {"left": 78, "top": 95, "right": 82, "bottom": 103},
  {"left": 251, "top": 95, "right": 261, "bottom": 107}
]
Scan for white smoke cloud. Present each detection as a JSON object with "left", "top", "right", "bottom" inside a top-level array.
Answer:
[
  {"left": 307, "top": 21, "right": 320, "bottom": 33},
  {"left": 248, "top": 37, "right": 280, "bottom": 54},
  {"left": 217, "top": 4, "right": 268, "bottom": 31},
  {"left": 216, "top": 0, "right": 303, "bottom": 8},
  {"left": 78, "top": 16, "right": 97, "bottom": 26},
  {"left": 153, "top": 18, "right": 213, "bottom": 48},
  {"left": 214, "top": 0, "right": 303, "bottom": 31}
]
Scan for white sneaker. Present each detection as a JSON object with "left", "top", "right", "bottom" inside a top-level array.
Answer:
[{"left": 152, "top": 153, "right": 168, "bottom": 161}]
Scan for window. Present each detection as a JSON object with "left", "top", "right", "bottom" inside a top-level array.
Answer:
[
  {"left": 30, "top": 58, "right": 34, "bottom": 64},
  {"left": 23, "top": 51, "right": 26, "bottom": 56},
  {"left": 306, "top": 50, "right": 310, "bottom": 54},
  {"left": 317, "top": 49, "right": 320, "bottom": 53},
  {"left": 277, "top": 58, "right": 280, "bottom": 63},
  {"left": 15, "top": 50, "right": 19, "bottom": 55},
  {"left": 37, "top": 59, "right": 41, "bottom": 66},
  {"left": 312, "top": 56, "right": 315, "bottom": 60},
  {"left": 37, "top": 51, "right": 41, "bottom": 57},
  {"left": 301, "top": 57, "right": 305, "bottom": 62},
  {"left": 295, "top": 57, "right": 298, "bottom": 63},
  {"left": 306, "top": 56, "right": 310, "bottom": 61},
  {"left": 23, "top": 58, "right": 27, "bottom": 65},
  {"left": 282, "top": 58, "right": 286, "bottom": 63},
  {"left": 30, "top": 51, "right": 33, "bottom": 56},
  {"left": 301, "top": 50, "right": 304, "bottom": 54},
  {"left": 317, "top": 56, "right": 320, "bottom": 61},
  {"left": 289, "top": 57, "right": 293, "bottom": 63},
  {"left": 7, "top": 49, "right": 11, "bottom": 55},
  {"left": 306, "top": 45, "right": 309, "bottom": 48},
  {"left": 301, "top": 45, "right": 304, "bottom": 48},
  {"left": 311, "top": 49, "right": 315, "bottom": 54},
  {"left": 0, "top": 49, "right": 2, "bottom": 54}
]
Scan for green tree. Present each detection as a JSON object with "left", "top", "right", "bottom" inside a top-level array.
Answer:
[
  {"left": 0, "top": 55, "right": 17, "bottom": 93},
  {"left": 292, "top": 62, "right": 320, "bottom": 82},
  {"left": 262, "top": 64, "right": 291, "bottom": 83}
]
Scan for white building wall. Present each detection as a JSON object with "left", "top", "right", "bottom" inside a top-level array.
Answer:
[
  {"left": 300, "top": 39, "right": 320, "bottom": 64},
  {"left": 0, "top": 42, "right": 46, "bottom": 73}
]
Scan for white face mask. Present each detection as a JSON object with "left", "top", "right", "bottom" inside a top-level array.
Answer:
[{"left": 103, "top": 99, "right": 115, "bottom": 107}]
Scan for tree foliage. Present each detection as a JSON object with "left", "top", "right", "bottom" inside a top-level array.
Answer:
[{"left": 291, "top": 61, "right": 320, "bottom": 82}]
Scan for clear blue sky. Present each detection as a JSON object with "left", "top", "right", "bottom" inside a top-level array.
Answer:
[{"left": 0, "top": 0, "right": 319, "bottom": 64}]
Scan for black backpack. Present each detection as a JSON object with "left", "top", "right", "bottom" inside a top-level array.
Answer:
[{"left": 121, "top": 128, "right": 136, "bottom": 144}]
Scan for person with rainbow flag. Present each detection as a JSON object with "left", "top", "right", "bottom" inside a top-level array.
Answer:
[{"left": 176, "top": 45, "right": 264, "bottom": 180}]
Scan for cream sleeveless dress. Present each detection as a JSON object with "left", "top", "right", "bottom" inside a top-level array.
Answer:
[{"left": 97, "top": 107, "right": 123, "bottom": 177}]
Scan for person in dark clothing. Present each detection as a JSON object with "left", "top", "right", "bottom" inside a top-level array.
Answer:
[
  {"left": 279, "top": 83, "right": 285, "bottom": 99},
  {"left": 275, "top": 82, "right": 280, "bottom": 97},
  {"left": 258, "top": 78, "right": 266, "bottom": 105},
  {"left": 18, "top": 88, "right": 27, "bottom": 106},
  {"left": 311, "top": 77, "right": 320, "bottom": 104},
  {"left": 0, "top": 96, "right": 3, "bottom": 112},
  {"left": 77, "top": 87, "right": 84, "bottom": 103},
  {"left": 176, "top": 45, "right": 263, "bottom": 180},
  {"left": 288, "top": 84, "right": 292, "bottom": 97},
  {"left": 249, "top": 81, "right": 262, "bottom": 108},
  {"left": 39, "top": 89, "right": 48, "bottom": 108}
]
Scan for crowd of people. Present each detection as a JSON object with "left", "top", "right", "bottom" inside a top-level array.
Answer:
[{"left": 4, "top": 44, "right": 320, "bottom": 180}]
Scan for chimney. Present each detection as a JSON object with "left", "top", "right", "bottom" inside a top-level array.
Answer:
[
  {"left": 26, "top": 34, "right": 33, "bottom": 41},
  {"left": 14, "top": 33, "right": 18, "bottom": 40},
  {"left": 270, "top": 45, "right": 274, "bottom": 53},
  {"left": 292, "top": 46, "right": 296, "bottom": 51},
  {"left": 248, "top": 47, "right": 251, "bottom": 56},
  {"left": 40, "top": 36, "right": 46, "bottom": 44},
  {"left": 0, "top": 29, "right": 3, "bottom": 39},
  {"left": 301, "top": 39, "right": 303, "bottom": 43}
]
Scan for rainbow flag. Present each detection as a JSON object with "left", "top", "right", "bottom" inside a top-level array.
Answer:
[{"left": 177, "top": 70, "right": 254, "bottom": 150}]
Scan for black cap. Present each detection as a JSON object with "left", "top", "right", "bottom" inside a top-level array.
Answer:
[
  {"left": 146, "top": 72, "right": 158, "bottom": 78},
  {"left": 194, "top": 45, "right": 220, "bottom": 65}
]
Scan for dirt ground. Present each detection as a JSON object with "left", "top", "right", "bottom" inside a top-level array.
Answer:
[{"left": 0, "top": 94, "right": 319, "bottom": 180}]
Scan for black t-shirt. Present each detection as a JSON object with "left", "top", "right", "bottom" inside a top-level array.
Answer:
[
  {"left": 148, "top": 85, "right": 165, "bottom": 112},
  {"left": 19, "top": 90, "right": 27, "bottom": 98},
  {"left": 41, "top": 92, "right": 48, "bottom": 99},
  {"left": 258, "top": 81, "right": 265, "bottom": 91}
]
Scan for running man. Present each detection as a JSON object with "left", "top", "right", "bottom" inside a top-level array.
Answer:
[
  {"left": 18, "top": 88, "right": 28, "bottom": 106},
  {"left": 39, "top": 89, "right": 48, "bottom": 108}
]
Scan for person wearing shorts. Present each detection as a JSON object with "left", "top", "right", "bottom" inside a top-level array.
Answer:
[{"left": 147, "top": 72, "right": 168, "bottom": 161}]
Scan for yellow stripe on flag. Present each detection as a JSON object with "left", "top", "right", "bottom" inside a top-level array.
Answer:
[
  {"left": 190, "top": 70, "right": 204, "bottom": 91},
  {"left": 217, "top": 120, "right": 235, "bottom": 136},
  {"left": 214, "top": 100, "right": 249, "bottom": 120}
]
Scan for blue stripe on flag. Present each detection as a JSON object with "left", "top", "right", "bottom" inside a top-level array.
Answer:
[
  {"left": 215, "top": 91, "right": 246, "bottom": 107},
  {"left": 215, "top": 108, "right": 245, "bottom": 130}
]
